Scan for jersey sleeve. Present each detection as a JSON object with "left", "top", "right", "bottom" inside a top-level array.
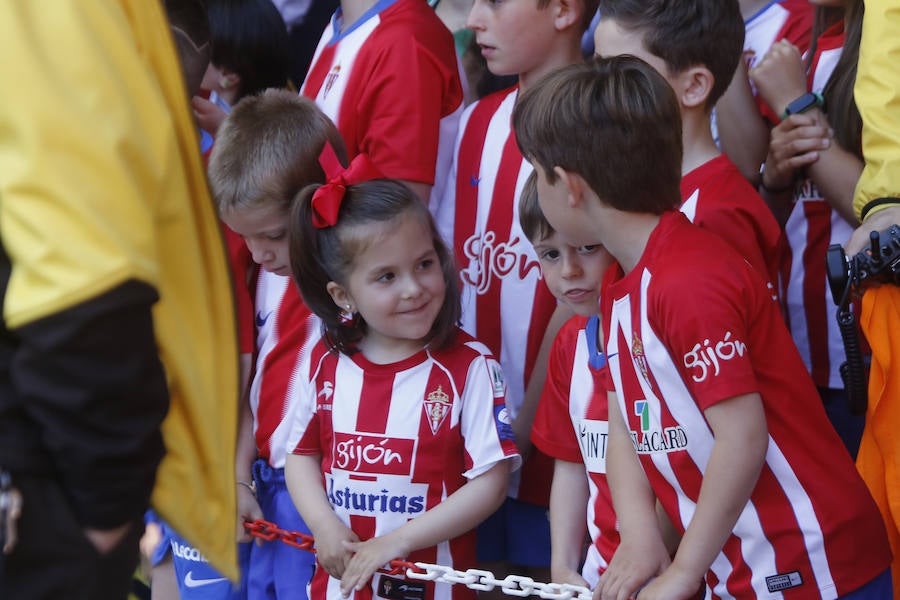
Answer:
[
  {"left": 651, "top": 260, "right": 764, "bottom": 412},
  {"left": 223, "top": 224, "right": 256, "bottom": 355},
  {"left": 286, "top": 350, "right": 324, "bottom": 456},
  {"left": 459, "top": 351, "right": 522, "bottom": 479},
  {"left": 354, "top": 32, "right": 463, "bottom": 184},
  {"left": 532, "top": 320, "right": 584, "bottom": 463}
]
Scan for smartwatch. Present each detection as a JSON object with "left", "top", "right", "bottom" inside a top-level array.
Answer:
[{"left": 781, "top": 91, "right": 824, "bottom": 120}]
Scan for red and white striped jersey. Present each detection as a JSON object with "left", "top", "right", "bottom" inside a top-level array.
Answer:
[
  {"left": 601, "top": 212, "right": 891, "bottom": 599},
  {"left": 250, "top": 271, "right": 321, "bottom": 468},
  {"left": 531, "top": 316, "right": 618, "bottom": 586},
  {"left": 287, "top": 330, "right": 521, "bottom": 600},
  {"left": 301, "top": 0, "right": 463, "bottom": 207},
  {"left": 433, "top": 86, "right": 557, "bottom": 504},
  {"left": 745, "top": 0, "right": 814, "bottom": 122},
  {"left": 782, "top": 22, "right": 853, "bottom": 389},
  {"left": 680, "top": 154, "right": 783, "bottom": 298}
]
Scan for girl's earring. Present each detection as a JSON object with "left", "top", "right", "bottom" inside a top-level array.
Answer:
[
  {"left": 340, "top": 304, "right": 356, "bottom": 325},
  {"left": 219, "top": 76, "right": 231, "bottom": 89}
]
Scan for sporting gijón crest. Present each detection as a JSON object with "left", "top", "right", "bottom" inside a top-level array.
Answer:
[{"left": 423, "top": 385, "right": 452, "bottom": 435}]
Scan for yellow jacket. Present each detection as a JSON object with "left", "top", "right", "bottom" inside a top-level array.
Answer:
[
  {"left": 852, "top": 0, "right": 900, "bottom": 219},
  {"left": 0, "top": 0, "right": 239, "bottom": 578}
]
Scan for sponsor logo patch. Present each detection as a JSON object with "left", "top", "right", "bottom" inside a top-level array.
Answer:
[
  {"left": 765, "top": 571, "right": 803, "bottom": 593},
  {"left": 377, "top": 575, "right": 426, "bottom": 600},
  {"left": 333, "top": 433, "right": 415, "bottom": 476}
]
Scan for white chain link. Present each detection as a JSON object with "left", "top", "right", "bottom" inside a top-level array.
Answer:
[{"left": 404, "top": 563, "right": 592, "bottom": 600}]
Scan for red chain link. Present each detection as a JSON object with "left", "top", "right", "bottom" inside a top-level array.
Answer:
[{"left": 243, "top": 519, "right": 424, "bottom": 576}]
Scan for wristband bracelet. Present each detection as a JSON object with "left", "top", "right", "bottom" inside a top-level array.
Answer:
[
  {"left": 237, "top": 480, "right": 257, "bottom": 495},
  {"left": 859, "top": 197, "right": 900, "bottom": 222},
  {"left": 758, "top": 162, "right": 793, "bottom": 194}
]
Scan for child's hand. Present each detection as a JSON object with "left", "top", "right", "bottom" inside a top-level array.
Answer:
[
  {"left": 236, "top": 484, "right": 264, "bottom": 543},
  {"left": 635, "top": 564, "right": 702, "bottom": 600},
  {"left": 339, "top": 532, "right": 410, "bottom": 597},
  {"left": 551, "top": 566, "right": 589, "bottom": 589},
  {"left": 763, "top": 113, "right": 832, "bottom": 192},
  {"left": 315, "top": 519, "right": 360, "bottom": 580},
  {"left": 595, "top": 535, "right": 670, "bottom": 600},
  {"left": 191, "top": 95, "right": 227, "bottom": 136},
  {"left": 748, "top": 40, "right": 807, "bottom": 116}
]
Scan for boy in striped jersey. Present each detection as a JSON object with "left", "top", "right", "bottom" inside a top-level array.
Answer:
[
  {"left": 432, "top": 0, "right": 598, "bottom": 586},
  {"left": 519, "top": 173, "right": 620, "bottom": 589},
  {"left": 514, "top": 55, "right": 892, "bottom": 600}
]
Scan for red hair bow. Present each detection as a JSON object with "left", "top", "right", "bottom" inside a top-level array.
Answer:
[{"left": 310, "top": 142, "right": 382, "bottom": 228}]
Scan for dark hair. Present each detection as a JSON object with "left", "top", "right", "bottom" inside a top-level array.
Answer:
[
  {"left": 596, "top": 0, "right": 744, "bottom": 108},
  {"left": 518, "top": 170, "right": 555, "bottom": 242},
  {"left": 208, "top": 90, "right": 347, "bottom": 214},
  {"left": 207, "top": 0, "right": 291, "bottom": 99},
  {"left": 164, "top": 0, "right": 211, "bottom": 96},
  {"left": 514, "top": 55, "right": 682, "bottom": 214},
  {"left": 289, "top": 180, "right": 461, "bottom": 355},
  {"left": 810, "top": 0, "right": 863, "bottom": 158}
]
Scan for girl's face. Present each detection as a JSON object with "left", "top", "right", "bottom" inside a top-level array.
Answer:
[{"left": 327, "top": 213, "right": 447, "bottom": 363}]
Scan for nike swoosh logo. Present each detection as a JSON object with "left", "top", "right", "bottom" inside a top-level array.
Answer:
[
  {"left": 607, "top": 352, "right": 618, "bottom": 360},
  {"left": 184, "top": 570, "right": 228, "bottom": 588},
  {"left": 255, "top": 311, "right": 273, "bottom": 328}
]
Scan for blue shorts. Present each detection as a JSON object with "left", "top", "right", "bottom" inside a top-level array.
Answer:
[
  {"left": 150, "top": 515, "right": 249, "bottom": 600},
  {"left": 246, "top": 459, "right": 316, "bottom": 600},
  {"left": 838, "top": 568, "right": 893, "bottom": 600},
  {"left": 476, "top": 497, "right": 551, "bottom": 567}
]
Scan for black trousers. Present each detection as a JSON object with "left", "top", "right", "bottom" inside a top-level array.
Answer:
[{"left": 0, "top": 474, "right": 142, "bottom": 600}]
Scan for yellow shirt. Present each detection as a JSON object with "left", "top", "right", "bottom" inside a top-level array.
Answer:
[
  {"left": 0, "top": 0, "right": 239, "bottom": 578},
  {"left": 852, "top": 0, "right": 900, "bottom": 219}
]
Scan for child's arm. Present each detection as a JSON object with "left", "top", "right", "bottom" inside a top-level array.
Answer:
[
  {"left": 715, "top": 56, "right": 771, "bottom": 185},
  {"left": 803, "top": 106, "right": 863, "bottom": 225},
  {"left": 339, "top": 459, "right": 511, "bottom": 596},
  {"left": 515, "top": 303, "right": 574, "bottom": 456},
  {"left": 284, "top": 452, "right": 359, "bottom": 579},
  {"left": 635, "top": 392, "right": 768, "bottom": 600},
  {"left": 596, "top": 395, "right": 670, "bottom": 600},
  {"left": 549, "top": 458, "right": 590, "bottom": 587},
  {"left": 235, "top": 353, "right": 263, "bottom": 542}
]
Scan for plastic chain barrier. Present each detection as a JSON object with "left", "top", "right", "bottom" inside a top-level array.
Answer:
[{"left": 244, "top": 519, "right": 593, "bottom": 600}]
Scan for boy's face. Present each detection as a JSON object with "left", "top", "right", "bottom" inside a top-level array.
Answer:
[
  {"left": 533, "top": 232, "right": 612, "bottom": 316},
  {"left": 222, "top": 203, "right": 291, "bottom": 276},
  {"left": 593, "top": 19, "right": 678, "bottom": 91},
  {"left": 467, "top": 0, "right": 557, "bottom": 77}
]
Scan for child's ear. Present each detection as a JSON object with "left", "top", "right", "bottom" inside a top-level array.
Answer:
[
  {"left": 326, "top": 281, "right": 354, "bottom": 313},
  {"left": 674, "top": 66, "right": 714, "bottom": 110},
  {"left": 219, "top": 68, "right": 241, "bottom": 90},
  {"left": 553, "top": 166, "right": 586, "bottom": 208},
  {"left": 552, "top": 0, "right": 580, "bottom": 31}
]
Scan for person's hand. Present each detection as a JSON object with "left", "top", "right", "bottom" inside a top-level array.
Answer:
[
  {"left": 1, "top": 484, "right": 23, "bottom": 554},
  {"left": 236, "top": 484, "right": 264, "bottom": 543},
  {"left": 748, "top": 40, "right": 807, "bottom": 116},
  {"left": 139, "top": 521, "right": 163, "bottom": 560},
  {"left": 595, "top": 535, "right": 670, "bottom": 600},
  {"left": 339, "top": 531, "right": 410, "bottom": 597},
  {"left": 84, "top": 522, "right": 133, "bottom": 554},
  {"left": 314, "top": 519, "right": 359, "bottom": 580},
  {"left": 762, "top": 113, "right": 831, "bottom": 192},
  {"left": 635, "top": 563, "right": 703, "bottom": 600},
  {"left": 846, "top": 205, "right": 900, "bottom": 255},
  {"left": 191, "top": 95, "right": 227, "bottom": 136},
  {"left": 551, "top": 566, "right": 590, "bottom": 589}
]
